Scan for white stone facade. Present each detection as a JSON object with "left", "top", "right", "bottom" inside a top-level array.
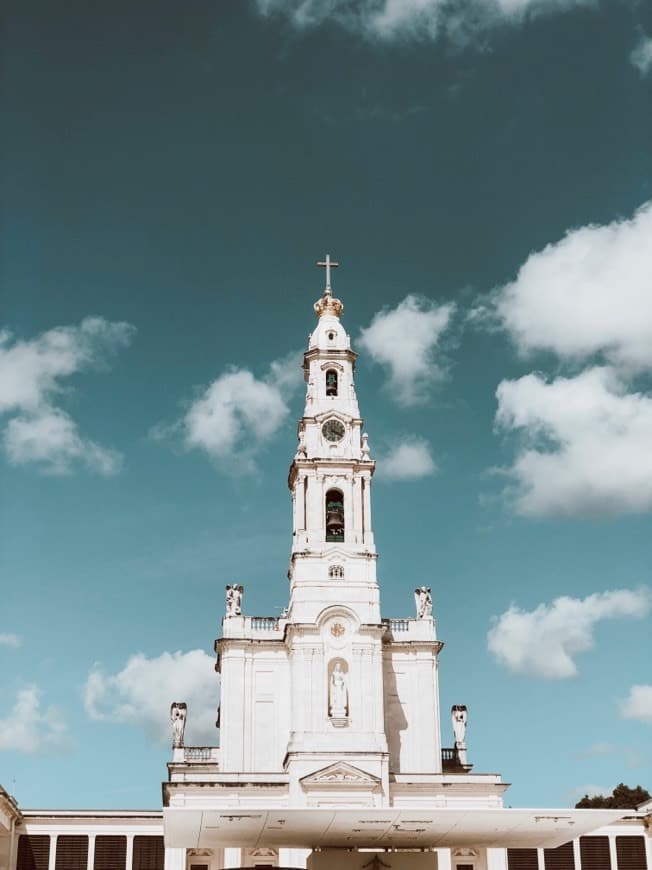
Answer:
[{"left": 4, "top": 263, "right": 650, "bottom": 870}]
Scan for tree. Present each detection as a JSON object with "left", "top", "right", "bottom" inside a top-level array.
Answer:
[{"left": 575, "top": 783, "right": 651, "bottom": 809}]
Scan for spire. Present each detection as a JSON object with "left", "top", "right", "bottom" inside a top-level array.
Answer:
[{"left": 314, "top": 253, "right": 344, "bottom": 319}]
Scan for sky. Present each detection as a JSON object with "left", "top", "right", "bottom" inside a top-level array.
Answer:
[{"left": 1, "top": 0, "right": 651, "bottom": 811}]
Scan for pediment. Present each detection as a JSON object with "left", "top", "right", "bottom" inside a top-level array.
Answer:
[{"left": 300, "top": 762, "right": 381, "bottom": 790}]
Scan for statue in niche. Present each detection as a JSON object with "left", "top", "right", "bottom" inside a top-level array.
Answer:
[
  {"left": 225, "top": 584, "right": 243, "bottom": 617},
  {"left": 451, "top": 704, "right": 467, "bottom": 747},
  {"left": 414, "top": 586, "right": 433, "bottom": 619},
  {"left": 170, "top": 702, "right": 187, "bottom": 748},
  {"left": 329, "top": 662, "right": 348, "bottom": 718}
]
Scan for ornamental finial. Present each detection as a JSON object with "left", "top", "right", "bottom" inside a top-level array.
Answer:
[{"left": 314, "top": 254, "right": 344, "bottom": 318}]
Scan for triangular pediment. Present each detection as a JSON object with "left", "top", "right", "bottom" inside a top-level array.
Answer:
[{"left": 300, "top": 761, "right": 381, "bottom": 789}]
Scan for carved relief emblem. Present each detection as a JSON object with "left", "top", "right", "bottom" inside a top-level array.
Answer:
[{"left": 330, "top": 622, "right": 345, "bottom": 637}]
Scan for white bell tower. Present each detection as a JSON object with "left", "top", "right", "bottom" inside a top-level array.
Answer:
[{"left": 288, "top": 255, "right": 378, "bottom": 626}]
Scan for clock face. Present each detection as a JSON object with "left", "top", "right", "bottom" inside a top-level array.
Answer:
[{"left": 322, "top": 419, "right": 345, "bottom": 442}]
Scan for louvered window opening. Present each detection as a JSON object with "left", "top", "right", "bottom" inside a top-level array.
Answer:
[
  {"left": 55, "top": 835, "right": 88, "bottom": 870},
  {"left": 132, "top": 836, "right": 164, "bottom": 870},
  {"left": 545, "top": 841, "right": 575, "bottom": 870},
  {"left": 507, "top": 848, "right": 539, "bottom": 870},
  {"left": 580, "top": 836, "right": 612, "bottom": 870},
  {"left": 616, "top": 836, "right": 647, "bottom": 870},
  {"left": 17, "top": 835, "right": 50, "bottom": 870},
  {"left": 94, "top": 835, "right": 127, "bottom": 870}
]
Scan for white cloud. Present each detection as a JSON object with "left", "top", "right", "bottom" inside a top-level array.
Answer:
[
  {"left": 630, "top": 35, "right": 652, "bottom": 76},
  {"left": 620, "top": 685, "right": 652, "bottom": 723},
  {"left": 84, "top": 649, "right": 218, "bottom": 744},
  {"left": 487, "top": 588, "right": 651, "bottom": 678},
  {"left": 0, "top": 685, "right": 66, "bottom": 754},
  {"left": 156, "top": 352, "right": 302, "bottom": 473},
  {"left": 380, "top": 436, "right": 437, "bottom": 480},
  {"left": 4, "top": 408, "right": 121, "bottom": 476},
  {"left": 358, "top": 295, "right": 454, "bottom": 407},
  {"left": 567, "top": 784, "right": 611, "bottom": 802},
  {"left": 255, "top": 0, "right": 591, "bottom": 43},
  {"left": 495, "top": 367, "right": 652, "bottom": 517},
  {"left": 487, "top": 201, "right": 652, "bottom": 372},
  {"left": 576, "top": 742, "right": 612, "bottom": 758},
  {"left": 0, "top": 633, "right": 21, "bottom": 648},
  {"left": 0, "top": 317, "right": 135, "bottom": 475}
]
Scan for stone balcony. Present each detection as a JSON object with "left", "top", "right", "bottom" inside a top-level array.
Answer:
[
  {"left": 381, "top": 617, "right": 441, "bottom": 644},
  {"left": 220, "top": 615, "right": 286, "bottom": 640},
  {"left": 181, "top": 746, "right": 219, "bottom": 763}
]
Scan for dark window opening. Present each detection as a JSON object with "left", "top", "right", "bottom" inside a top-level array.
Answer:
[
  {"left": 580, "top": 836, "right": 611, "bottom": 870},
  {"left": 55, "top": 836, "right": 88, "bottom": 870},
  {"left": 94, "top": 835, "right": 127, "bottom": 870},
  {"left": 132, "top": 836, "right": 165, "bottom": 870},
  {"left": 325, "top": 489, "right": 344, "bottom": 542},
  {"left": 616, "top": 836, "right": 647, "bottom": 870},
  {"left": 17, "top": 836, "right": 50, "bottom": 870},
  {"left": 326, "top": 369, "right": 338, "bottom": 397},
  {"left": 507, "top": 849, "right": 538, "bottom": 870},
  {"left": 544, "top": 842, "right": 575, "bottom": 870}
]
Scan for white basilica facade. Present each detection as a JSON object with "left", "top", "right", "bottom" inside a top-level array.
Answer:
[{"left": 2, "top": 260, "right": 651, "bottom": 870}]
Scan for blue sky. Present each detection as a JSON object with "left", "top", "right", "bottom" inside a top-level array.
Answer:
[{"left": 1, "top": 0, "right": 651, "bottom": 810}]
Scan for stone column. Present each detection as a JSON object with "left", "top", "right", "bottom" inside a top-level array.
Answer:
[
  {"left": 164, "top": 847, "right": 186, "bottom": 870},
  {"left": 222, "top": 847, "right": 242, "bottom": 868},
  {"left": 86, "top": 834, "right": 95, "bottom": 870},
  {"left": 48, "top": 835, "right": 57, "bottom": 870},
  {"left": 125, "top": 834, "right": 134, "bottom": 870}
]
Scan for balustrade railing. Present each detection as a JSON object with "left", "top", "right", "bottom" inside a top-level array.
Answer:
[
  {"left": 183, "top": 746, "right": 217, "bottom": 763},
  {"left": 441, "top": 747, "right": 461, "bottom": 770},
  {"left": 251, "top": 616, "right": 280, "bottom": 631},
  {"left": 383, "top": 618, "right": 411, "bottom": 632}
]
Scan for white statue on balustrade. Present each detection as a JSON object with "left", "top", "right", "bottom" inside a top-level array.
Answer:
[
  {"left": 329, "top": 662, "right": 348, "bottom": 718},
  {"left": 170, "top": 701, "right": 187, "bottom": 749},
  {"left": 414, "top": 586, "right": 432, "bottom": 619},
  {"left": 225, "top": 583, "right": 243, "bottom": 617},
  {"left": 451, "top": 704, "right": 468, "bottom": 765}
]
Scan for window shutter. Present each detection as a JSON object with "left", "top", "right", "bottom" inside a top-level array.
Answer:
[
  {"left": 544, "top": 841, "right": 575, "bottom": 870},
  {"left": 55, "top": 835, "right": 88, "bottom": 870},
  {"left": 132, "top": 836, "right": 164, "bottom": 870},
  {"left": 507, "top": 848, "right": 539, "bottom": 870},
  {"left": 17, "top": 835, "right": 50, "bottom": 870},
  {"left": 616, "top": 836, "right": 647, "bottom": 870},
  {"left": 94, "top": 835, "right": 127, "bottom": 870},
  {"left": 580, "top": 836, "right": 612, "bottom": 870}
]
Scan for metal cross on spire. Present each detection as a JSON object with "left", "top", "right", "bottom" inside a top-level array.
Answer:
[{"left": 317, "top": 254, "right": 339, "bottom": 293}]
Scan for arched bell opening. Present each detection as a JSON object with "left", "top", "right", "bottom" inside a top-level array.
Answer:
[
  {"left": 325, "top": 368, "right": 338, "bottom": 397},
  {"left": 325, "top": 489, "right": 344, "bottom": 542}
]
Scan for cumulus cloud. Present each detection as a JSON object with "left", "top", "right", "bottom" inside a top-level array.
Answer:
[
  {"left": 358, "top": 296, "right": 454, "bottom": 406},
  {"left": 84, "top": 649, "right": 218, "bottom": 744},
  {"left": 4, "top": 408, "right": 121, "bottom": 476},
  {"left": 620, "top": 685, "right": 652, "bottom": 723},
  {"left": 630, "top": 35, "right": 652, "bottom": 76},
  {"left": 488, "top": 588, "right": 651, "bottom": 678},
  {"left": 255, "top": 0, "right": 591, "bottom": 43},
  {"left": 155, "top": 351, "right": 302, "bottom": 473},
  {"left": 0, "top": 685, "right": 66, "bottom": 754},
  {"left": 0, "top": 317, "right": 135, "bottom": 475},
  {"left": 380, "top": 436, "right": 437, "bottom": 480},
  {"left": 495, "top": 367, "right": 652, "bottom": 517},
  {"left": 485, "top": 201, "right": 652, "bottom": 372},
  {"left": 0, "top": 633, "right": 21, "bottom": 648}
]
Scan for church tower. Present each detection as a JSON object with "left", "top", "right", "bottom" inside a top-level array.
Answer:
[
  {"left": 288, "top": 253, "right": 378, "bottom": 625},
  {"left": 164, "top": 258, "right": 520, "bottom": 868}
]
